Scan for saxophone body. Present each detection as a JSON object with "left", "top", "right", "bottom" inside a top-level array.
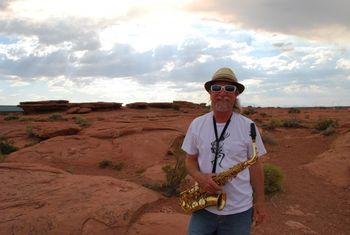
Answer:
[{"left": 179, "top": 123, "right": 258, "bottom": 213}]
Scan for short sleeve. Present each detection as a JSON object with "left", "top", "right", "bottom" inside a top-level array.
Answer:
[
  {"left": 181, "top": 121, "right": 199, "bottom": 155},
  {"left": 255, "top": 125, "right": 267, "bottom": 157}
]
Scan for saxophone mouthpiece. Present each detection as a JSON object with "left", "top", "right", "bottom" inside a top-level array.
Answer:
[{"left": 250, "top": 123, "right": 256, "bottom": 141}]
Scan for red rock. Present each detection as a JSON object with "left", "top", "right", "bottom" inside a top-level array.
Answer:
[
  {"left": 76, "top": 107, "right": 92, "bottom": 114},
  {"left": 148, "top": 102, "right": 174, "bottom": 109},
  {"left": 19, "top": 101, "right": 69, "bottom": 114},
  {"left": 126, "top": 102, "right": 149, "bottom": 109},
  {"left": 65, "top": 107, "right": 80, "bottom": 114},
  {"left": 18, "top": 100, "right": 122, "bottom": 114},
  {"left": 0, "top": 162, "right": 161, "bottom": 235}
]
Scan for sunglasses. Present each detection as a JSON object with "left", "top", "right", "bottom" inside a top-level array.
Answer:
[{"left": 210, "top": 84, "right": 237, "bottom": 93}]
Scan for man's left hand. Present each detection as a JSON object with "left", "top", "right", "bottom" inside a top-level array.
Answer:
[{"left": 253, "top": 202, "right": 267, "bottom": 226}]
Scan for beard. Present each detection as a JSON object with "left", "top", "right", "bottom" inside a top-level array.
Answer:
[{"left": 213, "top": 96, "right": 233, "bottom": 112}]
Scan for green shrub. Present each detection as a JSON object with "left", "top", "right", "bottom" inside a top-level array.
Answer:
[
  {"left": 0, "top": 135, "right": 18, "bottom": 154},
  {"left": 19, "top": 117, "right": 34, "bottom": 122},
  {"left": 26, "top": 126, "right": 42, "bottom": 139},
  {"left": 264, "top": 163, "right": 284, "bottom": 196},
  {"left": 261, "top": 133, "right": 277, "bottom": 145},
  {"left": 145, "top": 151, "right": 187, "bottom": 197},
  {"left": 74, "top": 116, "right": 90, "bottom": 127},
  {"left": 48, "top": 113, "right": 64, "bottom": 121},
  {"left": 98, "top": 160, "right": 124, "bottom": 170},
  {"left": 23, "top": 142, "right": 38, "bottom": 148},
  {"left": 288, "top": 108, "right": 300, "bottom": 114},
  {"left": 98, "top": 160, "right": 112, "bottom": 168},
  {"left": 266, "top": 119, "right": 282, "bottom": 130},
  {"left": 172, "top": 105, "right": 180, "bottom": 111},
  {"left": 4, "top": 115, "right": 19, "bottom": 121},
  {"left": 161, "top": 156, "right": 187, "bottom": 196},
  {"left": 314, "top": 119, "right": 338, "bottom": 131},
  {"left": 282, "top": 119, "right": 302, "bottom": 128},
  {"left": 322, "top": 126, "right": 336, "bottom": 136},
  {"left": 112, "top": 162, "right": 124, "bottom": 171},
  {"left": 0, "top": 153, "right": 5, "bottom": 162},
  {"left": 242, "top": 107, "right": 257, "bottom": 116}
]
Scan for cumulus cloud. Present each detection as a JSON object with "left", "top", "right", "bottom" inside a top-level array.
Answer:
[
  {"left": 0, "top": 0, "right": 349, "bottom": 106},
  {"left": 0, "top": 17, "right": 101, "bottom": 49},
  {"left": 0, "top": 0, "right": 15, "bottom": 11},
  {"left": 336, "top": 58, "right": 350, "bottom": 70},
  {"left": 188, "top": 0, "right": 350, "bottom": 43}
]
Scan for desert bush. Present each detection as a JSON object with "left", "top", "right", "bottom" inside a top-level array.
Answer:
[
  {"left": 145, "top": 150, "right": 187, "bottom": 197},
  {"left": 0, "top": 135, "right": 18, "bottom": 154},
  {"left": 282, "top": 119, "right": 302, "bottom": 128},
  {"left": 0, "top": 152, "right": 5, "bottom": 162},
  {"left": 314, "top": 119, "right": 338, "bottom": 131},
  {"left": 4, "top": 115, "right": 19, "bottom": 121},
  {"left": 261, "top": 133, "right": 277, "bottom": 145},
  {"left": 48, "top": 113, "right": 64, "bottom": 121},
  {"left": 264, "top": 163, "right": 284, "bottom": 196},
  {"left": 253, "top": 118, "right": 262, "bottom": 124},
  {"left": 172, "top": 105, "right": 180, "bottom": 111},
  {"left": 288, "top": 108, "right": 301, "bottom": 114},
  {"left": 242, "top": 107, "right": 257, "bottom": 116},
  {"left": 266, "top": 119, "right": 282, "bottom": 130},
  {"left": 26, "top": 126, "right": 41, "bottom": 139},
  {"left": 19, "top": 117, "right": 34, "bottom": 122},
  {"left": 161, "top": 155, "right": 187, "bottom": 196},
  {"left": 112, "top": 162, "right": 124, "bottom": 171},
  {"left": 74, "top": 116, "right": 90, "bottom": 127},
  {"left": 98, "top": 160, "right": 112, "bottom": 168},
  {"left": 322, "top": 126, "right": 336, "bottom": 136},
  {"left": 98, "top": 160, "right": 124, "bottom": 170},
  {"left": 23, "top": 142, "right": 38, "bottom": 148}
]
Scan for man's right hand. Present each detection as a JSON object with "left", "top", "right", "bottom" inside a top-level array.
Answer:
[
  {"left": 185, "top": 155, "right": 221, "bottom": 194},
  {"left": 196, "top": 173, "right": 222, "bottom": 194}
]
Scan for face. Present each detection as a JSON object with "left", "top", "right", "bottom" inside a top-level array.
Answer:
[{"left": 210, "top": 82, "right": 239, "bottom": 113}]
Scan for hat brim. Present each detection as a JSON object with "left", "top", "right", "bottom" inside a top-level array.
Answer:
[{"left": 204, "top": 79, "right": 245, "bottom": 94}]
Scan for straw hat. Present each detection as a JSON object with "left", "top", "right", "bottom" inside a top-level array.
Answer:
[{"left": 204, "top": 67, "right": 245, "bottom": 94}]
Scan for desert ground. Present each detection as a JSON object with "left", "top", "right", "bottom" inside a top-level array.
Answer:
[{"left": 0, "top": 101, "right": 349, "bottom": 235}]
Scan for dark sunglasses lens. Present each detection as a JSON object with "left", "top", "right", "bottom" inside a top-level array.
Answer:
[
  {"left": 225, "top": 85, "right": 236, "bottom": 92},
  {"left": 211, "top": 85, "right": 222, "bottom": 92}
]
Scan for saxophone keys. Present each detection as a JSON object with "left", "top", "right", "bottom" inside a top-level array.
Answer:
[{"left": 199, "top": 198, "right": 206, "bottom": 206}]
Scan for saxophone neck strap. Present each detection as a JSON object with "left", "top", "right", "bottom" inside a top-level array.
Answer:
[{"left": 212, "top": 113, "right": 232, "bottom": 173}]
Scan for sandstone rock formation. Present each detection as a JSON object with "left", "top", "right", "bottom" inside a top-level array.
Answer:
[
  {"left": 18, "top": 100, "right": 70, "bottom": 114},
  {"left": 1, "top": 104, "right": 349, "bottom": 234},
  {"left": 0, "top": 162, "right": 162, "bottom": 235},
  {"left": 19, "top": 100, "right": 122, "bottom": 114}
]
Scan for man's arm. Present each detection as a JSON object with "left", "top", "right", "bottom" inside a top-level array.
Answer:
[
  {"left": 185, "top": 154, "right": 221, "bottom": 194},
  {"left": 249, "top": 158, "right": 267, "bottom": 225}
]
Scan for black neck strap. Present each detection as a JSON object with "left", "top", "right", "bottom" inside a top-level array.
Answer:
[{"left": 212, "top": 113, "right": 232, "bottom": 173}]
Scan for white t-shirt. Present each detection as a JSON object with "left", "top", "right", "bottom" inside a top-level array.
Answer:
[{"left": 181, "top": 111, "right": 267, "bottom": 215}]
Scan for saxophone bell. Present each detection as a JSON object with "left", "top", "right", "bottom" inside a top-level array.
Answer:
[
  {"left": 206, "top": 192, "right": 227, "bottom": 210},
  {"left": 179, "top": 188, "right": 227, "bottom": 213}
]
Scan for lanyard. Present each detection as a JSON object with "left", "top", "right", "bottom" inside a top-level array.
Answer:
[{"left": 212, "top": 113, "right": 232, "bottom": 173}]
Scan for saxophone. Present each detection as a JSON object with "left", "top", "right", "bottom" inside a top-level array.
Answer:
[{"left": 179, "top": 123, "right": 258, "bottom": 213}]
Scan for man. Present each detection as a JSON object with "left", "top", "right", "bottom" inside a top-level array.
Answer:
[{"left": 181, "top": 67, "right": 267, "bottom": 235}]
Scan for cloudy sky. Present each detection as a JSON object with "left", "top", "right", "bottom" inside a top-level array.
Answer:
[{"left": 0, "top": 0, "right": 349, "bottom": 107}]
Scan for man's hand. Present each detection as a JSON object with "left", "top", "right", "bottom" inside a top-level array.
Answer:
[
  {"left": 185, "top": 155, "right": 221, "bottom": 194},
  {"left": 253, "top": 202, "right": 267, "bottom": 226},
  {"left": 196, "top": 173, "right": 221, "bottom": 194}
]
